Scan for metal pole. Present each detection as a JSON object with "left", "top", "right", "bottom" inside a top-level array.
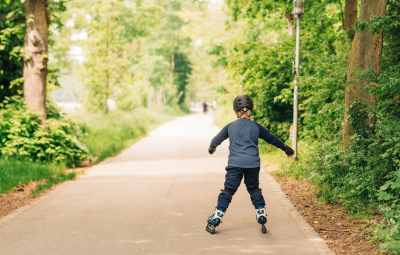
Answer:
[{"left": 292, "top": 14, "right": 301, "bottom": 162}]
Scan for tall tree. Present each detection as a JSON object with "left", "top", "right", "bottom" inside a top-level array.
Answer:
[
  {"left": 344, "top": 0, "right": 358, "bottom": 40},
  {"left": 343, "top": 0, "right": 388, "bottom": 151},
  {"left": 173, "top": 52, "right": 192, "bottom": 104},
  {"left": 23, "top": 0, "right": 50, "bottom": 122}
]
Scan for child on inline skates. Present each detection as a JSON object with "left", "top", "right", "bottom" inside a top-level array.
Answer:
[{"left": 206, "top": 95, "right": 295, "bottom": 234}]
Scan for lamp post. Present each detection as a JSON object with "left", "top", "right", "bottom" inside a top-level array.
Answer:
[{"left": 292, "top": 0, "right": 304, "bottom": 161}]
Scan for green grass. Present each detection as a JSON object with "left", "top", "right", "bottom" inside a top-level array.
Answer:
[
  {"left": 259, "top": 140, "right": 287, "bottom": 165},
  {"left": 214, "top": 104, "right": 237, "bottom": 128},
  {"left": 0, "top": 107, "right": 186, "bottom": 196},
  {"left": 73, "top": 107, "right": 186, "bottom": 163},
  {"left": 0, "top": 158, "right": 68, "bottom": 194},
  {"left": 31, "top": 172, "right": 77, "bottom": 198}
]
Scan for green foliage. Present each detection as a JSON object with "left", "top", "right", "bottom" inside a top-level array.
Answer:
[
  {"left": 0, "top": 157, "right": 67, "bottom": 194},
  {"left": 213, "top": 0, "right": 345, "bottom": 140},
  {"left": 68, "top": 0, "right": 158, "bottom": 112},
  {"left": 214, "top": 101, "right": 237, "bottom": 128},
  {"left": 370, "top": 205, "right": 400, "bottom": 255},
  {"left": 0, "top": 101, "right": 184, "bottom": 195},
  {"left": 368, "top": 203, "right": 400, "bottom": 255},
  {"left": 0, "top": 0, "right": 25, "bottom": 100},
  {"left": 355, "top": 15, "right": 400, "bottom": 35},
  {"left": 140, "top": 0, "right": 193, "bottom": 106},
  {"left": 0, "top": 0, "right": 68, "bottom": 101},
  {"left": 173, "top": 53, "right": 192, "bottom": 104},
  {"left": 214, "top": 0, "right": 400, "bottom": 253},
  {"left": 73, "top": 107, "right": 185, "bottom": 163},
  {"left": 54, "top": 0, "right": 195, "bottom": 112},
  {"left": 0, "top": 96, "right": 89, "bottom": 164},
  {"left": 225, "top": 41, "right": 293, "bottom": 139}
]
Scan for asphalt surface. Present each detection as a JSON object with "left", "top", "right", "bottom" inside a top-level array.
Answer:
[{"left": 0, "top": 113, "right": 332, "bottom": 255}]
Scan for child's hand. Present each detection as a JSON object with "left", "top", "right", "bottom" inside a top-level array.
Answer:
[
  {"left": 282, "top": 144, "right": 295, "bottom": 157},
  {"left": 208, "top": 147, "right": 216, "bottom": 155}
]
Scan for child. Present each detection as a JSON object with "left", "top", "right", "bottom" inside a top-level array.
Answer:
[{"left": 206, "top": 95, "right": 295, "bottom": 234}]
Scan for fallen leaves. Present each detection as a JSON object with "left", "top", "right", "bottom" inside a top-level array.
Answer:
[{"left": 274, "top": 175, "right": 380, "bottom": 255}]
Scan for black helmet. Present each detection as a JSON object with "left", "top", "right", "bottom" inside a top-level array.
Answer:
[{"left": 233, "top": 95, "right": 254, "bottom": 111}]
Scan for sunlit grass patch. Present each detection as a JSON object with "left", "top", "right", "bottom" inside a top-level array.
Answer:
[
  {"left": 31, "top": 172, "right": 77, "bottom": 198},
  {"left": 0, "top": 158, "right": 67, "bottom": 194},
  {"left": 72, "top": 107, "right": 185, "bottom": 163},
  {"left": 214, "top": 104, "right": 237, "bottom": 128},
  {"left": 259, "top": 141, "right": 287, "bottom": 165}
]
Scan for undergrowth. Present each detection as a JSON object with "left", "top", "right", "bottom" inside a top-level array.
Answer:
[
  {"left": 274, "top": 96, "right": 400, "bottom": 254},
  {"left": 0, "top": 99, "right": 186, "bottom": 196}
]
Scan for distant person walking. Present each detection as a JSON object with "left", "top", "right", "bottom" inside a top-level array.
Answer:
[{"left": 202, "top": 101, "right": 208, "bottom": 114}]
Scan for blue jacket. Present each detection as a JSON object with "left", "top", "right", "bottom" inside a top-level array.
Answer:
[{"left": 210, "top": 119, "right": 285, "bottom": 168}]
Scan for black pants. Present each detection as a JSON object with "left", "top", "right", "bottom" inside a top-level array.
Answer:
[{"left": 216, "top": 166, "right": 265, "bottom": 211}]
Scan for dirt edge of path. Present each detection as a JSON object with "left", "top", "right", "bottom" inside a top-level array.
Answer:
[
  {"left": 262, "top": 163, "right": 380, "bottom": 255},
  {"left": 0, "top": 168, "right": 86, "bottom": 221}
]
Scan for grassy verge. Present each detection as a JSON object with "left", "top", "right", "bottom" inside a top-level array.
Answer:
[
  {"left": 259, "top": 141, "right": 287, "bottom": 165},
  {"left": 31, "top": 172, "right": 78, "bottom": 198},
  {"left": 73, "top": 107, "right": 186, "bottom": 163},
  {"left": 0, "top": 158, "right": 70, "bottom": 196},
  {"left": 0, "top": 107, "right": 186, "bottom": 197},
  {"left": 214, "top": 104, "right": 237, "bottom": 128}
]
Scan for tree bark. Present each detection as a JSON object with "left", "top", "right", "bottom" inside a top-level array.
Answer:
[
  {"left": 343, "top": 0, "right": 388, "bottom": 152},
  {"left": 284, "top": 14, "right": 294, "bottom": 37},
  {"left": 344, "top": 0, "right": 358, "bottom": 40},
  {"left": 23, "top": 0, "right": 49, "bottom": 122}
]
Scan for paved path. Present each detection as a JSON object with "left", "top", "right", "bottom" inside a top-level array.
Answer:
[{"left": 0, "top": 114, "right": 333, "bottom": 254}]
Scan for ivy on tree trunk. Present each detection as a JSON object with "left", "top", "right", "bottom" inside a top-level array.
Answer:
[
  {"left": 343, "top": 0, "right": 388, "bottom": 152},
  {"left": 23, "top": 0, "right": 49, "bottom": 122}
]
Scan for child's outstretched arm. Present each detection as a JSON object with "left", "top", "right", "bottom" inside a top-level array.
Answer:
[
  {"left": 208, "top": 123, "right": 231, "bottom": 154},
  {"left": 254, "top": 122, "right": 295, "bottom": 157}
]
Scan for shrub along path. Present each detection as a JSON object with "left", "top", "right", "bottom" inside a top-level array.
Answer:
[{"left": 0, "top": 114, "right": 333, "bottom": 254}]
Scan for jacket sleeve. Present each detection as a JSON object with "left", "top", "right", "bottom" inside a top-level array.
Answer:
[
  {"left": 254, "top": 122, "right": 285, "bottom": 149},
  {"left": 210, "top": 123, "right": 231, "bottom": 149}
]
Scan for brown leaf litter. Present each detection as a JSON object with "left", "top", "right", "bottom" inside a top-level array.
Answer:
[{"left": 264, "top": 164, "right": 381, "bottom": 255}]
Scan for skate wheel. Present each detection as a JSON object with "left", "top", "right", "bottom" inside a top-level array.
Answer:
[
  {"left": 261, "top": 224, "right": 267, "bottom": 234},
  {"left": 206, "top": 224, "right": 216, "bottom": 234}
]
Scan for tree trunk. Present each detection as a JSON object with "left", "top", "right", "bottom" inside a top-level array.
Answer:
[
  {"left": 343, "top": 0, "right": 388, "bottom": 152},
  {"left": 23, "top": 0, "right": 49, "bottom": 122},
  {"left": 344, "top": 0, "right": 358, "bottom": 40},
  {"left": 284, "top": 14, "right": 294, "bottom": 37}
]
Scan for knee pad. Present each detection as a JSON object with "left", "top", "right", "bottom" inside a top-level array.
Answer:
[
  {"left": 247, "top": 187, "right": 261, "bottom": 195},
  {"left": 221, "top": 187, "right": 237, "bottom": 196}
]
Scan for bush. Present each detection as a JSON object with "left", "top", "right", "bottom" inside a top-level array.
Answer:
[
  {"left": 0, "top": 96, "right": 89, "bottom": 164},
  {"left": 370, "top": 205, "right": 400, "bottom": 255}
]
